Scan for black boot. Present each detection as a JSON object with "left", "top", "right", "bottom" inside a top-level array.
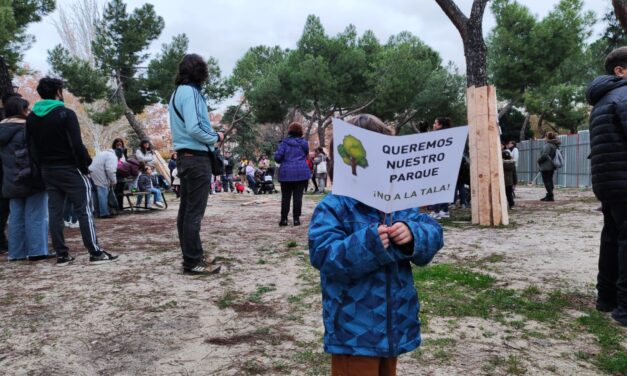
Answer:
[
  {"left": 279, "top": 219, "right": 288, "bottom": 227},
  {"left": 293, "top": 218, "right": 301, "bottom": 226}
]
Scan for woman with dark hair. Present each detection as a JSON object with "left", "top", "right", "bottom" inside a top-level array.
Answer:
[
  {"left": 0, "top": 97, "right": 50, "bottom": 261},
  {"left": 274, "top": 122, "right": 311, "bottom": 226},
  {"left": 168, "top": 152, "right": 177, "bottom": 181},
  {"left": 169, "top": 53, "right": 223, "bottom": 275},
  {"left": 135, "top": 139, "right": 155, "bottom": 166},
  {"left": 111, "top": 138, "right": 128, "bottom": 161}
]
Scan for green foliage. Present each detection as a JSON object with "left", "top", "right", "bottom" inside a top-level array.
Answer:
[
  {"left": 589, "top": 8, "right": 627, "bottom": 76},
  {"left": 238, "top": 15, "right": 464, "bottom": 140},
  {"left": 499, "top": 107, "right": 530, "bottom": 142},
  {"left": 88, "top": 104, "right": 124, "bottom": 125},
  {"left": 0, "top": 0, "right": 55, "bottom": 69},
  {"left": 222, "top": 105, "right": 258, "bottom": 159},
  {"left": 145, "top": 34, "right": 231, "bottom": 110},
  {"left": 92, "top": 0, "right": 164, "bottom": 113},
  {"left": 145, "top": 34, "right": 189, "bottom": 104},
  {"left": 48, "top": 45, "right": 108, "bottom": 103},
  {"left": 488, "top": 0, "right": 596, "bottom": 134}
]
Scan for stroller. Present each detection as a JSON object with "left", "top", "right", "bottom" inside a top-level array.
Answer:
[{"left": 256, "top": 167, "right": 277, "bottom": 194}]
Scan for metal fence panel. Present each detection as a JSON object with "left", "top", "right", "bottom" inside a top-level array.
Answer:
[{"left": 516, "top": 131, "right": 591, "bottom": 188}]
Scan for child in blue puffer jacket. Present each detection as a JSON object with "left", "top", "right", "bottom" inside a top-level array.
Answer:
[{"left": 308, "top": 114, "right": 444, "bottom": 376}]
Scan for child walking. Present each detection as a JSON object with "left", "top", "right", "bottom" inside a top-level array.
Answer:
[{"left": 308, "top": 114, "right": 444, "bottom": 376}]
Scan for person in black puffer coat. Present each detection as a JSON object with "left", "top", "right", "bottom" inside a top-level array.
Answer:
[
  {"left": 585, "top": 47, "right": 627, "bottom": 326},
  {"left": 0, "top": 97, "right": 50, "bottom": 261}
]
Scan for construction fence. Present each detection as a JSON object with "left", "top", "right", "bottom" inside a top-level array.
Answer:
[{"left": 516, "top": 131, "right": 591, "bottom": 188}]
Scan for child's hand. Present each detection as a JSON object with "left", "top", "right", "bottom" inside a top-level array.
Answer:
[
  {"left": 377, "top": 225, "right": 390, "bottom": 248},
  {"left": 388, "top": 222, "right": 413, "bottom": 246}
]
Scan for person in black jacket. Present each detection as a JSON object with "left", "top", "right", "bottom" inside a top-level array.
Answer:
[
  {"left": 586, "top": 47, "right": 627, "bottom": 325},
  {"left": 25, "top": 77, "right": 117, "bottom": 265},
  {"left": 0, "top": 97, "right": 51, "bottom": 261}
]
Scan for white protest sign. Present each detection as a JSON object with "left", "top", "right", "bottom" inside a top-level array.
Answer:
[{"left": 332, "top": 118, "right": 468, "bottom": 213}]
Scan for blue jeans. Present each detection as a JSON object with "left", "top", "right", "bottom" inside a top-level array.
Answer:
[
  {"left": 96, "top": 185, "right": 110, "bottom": 217},
  {"left": 136, "top": 188, "right": 163, "bottom": 206},
  {"left": 8, "top": 192, "right": 49, "bottom": 260}
]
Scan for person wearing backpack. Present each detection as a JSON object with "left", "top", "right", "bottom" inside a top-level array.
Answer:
[
  {"left": 537, "top": 131, "right": 561, "bottom": 202},
  {"left": 586, "top": 47, "right": 627, "bottom": 325}
]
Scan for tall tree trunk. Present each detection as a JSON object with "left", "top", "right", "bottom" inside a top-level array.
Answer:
[
  {"left": 519, "top": 113, "right": 530, "bottom": 141},
  {"left": 115, "top": 74, "right": 149, "bottom": 141},
  {"left": 435, "top": 0, "right": 489, "bottom": 87},
  {"left": 0, "top": 56, "right": 14, "bottom": 120},
  {"left": 317, "top": 117, "right": 326, "bottom": 148},
  {"left": 613, "top": 0, "right": 627, "bottom": 33}
]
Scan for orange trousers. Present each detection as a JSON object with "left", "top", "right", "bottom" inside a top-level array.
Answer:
[{"left": 331, "top": 355, "right": 398, "bottom": 376}]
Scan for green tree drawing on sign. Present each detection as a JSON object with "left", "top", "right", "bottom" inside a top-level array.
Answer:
[{"left": 338, "top": 135, "right": 368, "bottom": 176}]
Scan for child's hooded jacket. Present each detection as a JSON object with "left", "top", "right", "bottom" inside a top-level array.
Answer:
[{"left": 308, "top": 193, "right": 443, "bottom": 357}]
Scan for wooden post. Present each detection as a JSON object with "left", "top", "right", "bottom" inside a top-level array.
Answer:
[{"left": 467, "top": 85, "right": 509, "bottom": 226}]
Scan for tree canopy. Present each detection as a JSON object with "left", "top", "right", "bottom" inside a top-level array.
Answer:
[{"left": 488, "top": 0, "right": 596, "bottom": 136}]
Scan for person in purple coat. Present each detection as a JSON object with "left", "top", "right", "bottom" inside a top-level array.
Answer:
[{"left": 274, "top": 122, "right": 311, "bottom": 226}]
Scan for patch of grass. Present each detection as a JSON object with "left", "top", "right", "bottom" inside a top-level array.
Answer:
[
  {"left": 505, "top": 355, "right": 528, "bottom": 375},
  {"left": 287, "top": 241, "right": 298, "bottom": 248},
  {"left": 242, "top": 359, "right": 266, "bottom": 374},
  {"left": 577, "top": 310, "right": 627, "bottom": 374},
  {"left": 0, "top": 292, "right": 17, "bottom": 306},
  {"left": 257, "top": 259, "right": 267, "bottom": 265},
  {"left": 415, "top": 264, "right": 569, "bottom": 322},
  {"left": 417, "top": 262, "right": 627, "bottom": 375},
  {"left": 292, "top": 340, "right": 330, "bottom": 375},
  {"left": 248, "top": 284, "right": 277, "bottom": 303},
  {"left": 216, "top": 290, "right": 240, "bottom": 309},
  {"left": 145, "top": 300, "right": 178, "bottom": 313}
]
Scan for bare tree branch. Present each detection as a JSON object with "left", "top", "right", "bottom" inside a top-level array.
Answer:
[
  {"left": 498, "top": 98, "right": 519, "bottom": 120},
  {"left": 52, "top": 0, "right": 100, "bottom": 65},
  {"left": 338, "top": 97, "right": 376, "bottom": 119},
  {"left": 434, "top": 0, "right": 469, "bottom": 38}
]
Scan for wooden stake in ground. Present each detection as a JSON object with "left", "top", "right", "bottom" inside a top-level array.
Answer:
[{"left": 435, "top": 0, "right": 508, "bottom": 226}]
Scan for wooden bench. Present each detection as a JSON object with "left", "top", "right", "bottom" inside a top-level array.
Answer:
[{"left": 122, "top": 190, "right": 168, "bottom": 212}]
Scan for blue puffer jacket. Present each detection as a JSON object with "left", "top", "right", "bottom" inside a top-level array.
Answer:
[{"left": 308, "top": 194, "right": 443, "bottom": 357}]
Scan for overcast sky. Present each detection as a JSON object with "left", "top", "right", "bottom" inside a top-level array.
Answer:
[{"left": 23, "top": 0, "right": 609, "bottom": 78}]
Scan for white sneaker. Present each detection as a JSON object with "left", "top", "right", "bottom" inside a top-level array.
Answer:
[
  {"left": 64, "top": 221, "right": 71, "bottom": 228},
  {"left": 69, "top": 221, "right": 79, "bottom": 228},
  {"left": 438, "top": 211, "right": 450, "bottom": 218},
  {"left": 154, "top": 201, "right": 165, "bottom": 208}
]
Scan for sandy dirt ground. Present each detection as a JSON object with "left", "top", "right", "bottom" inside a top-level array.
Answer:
[{"left": 0, "top": 186, "right": 621, "bottom": 375}]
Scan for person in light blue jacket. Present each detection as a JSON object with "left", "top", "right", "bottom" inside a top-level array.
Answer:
[
  {"left": 169, "top": 54, "right": 223, "bottom": 275},
  {"left": 308, "top": 114, "right": 443, "bottom": 375}
]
